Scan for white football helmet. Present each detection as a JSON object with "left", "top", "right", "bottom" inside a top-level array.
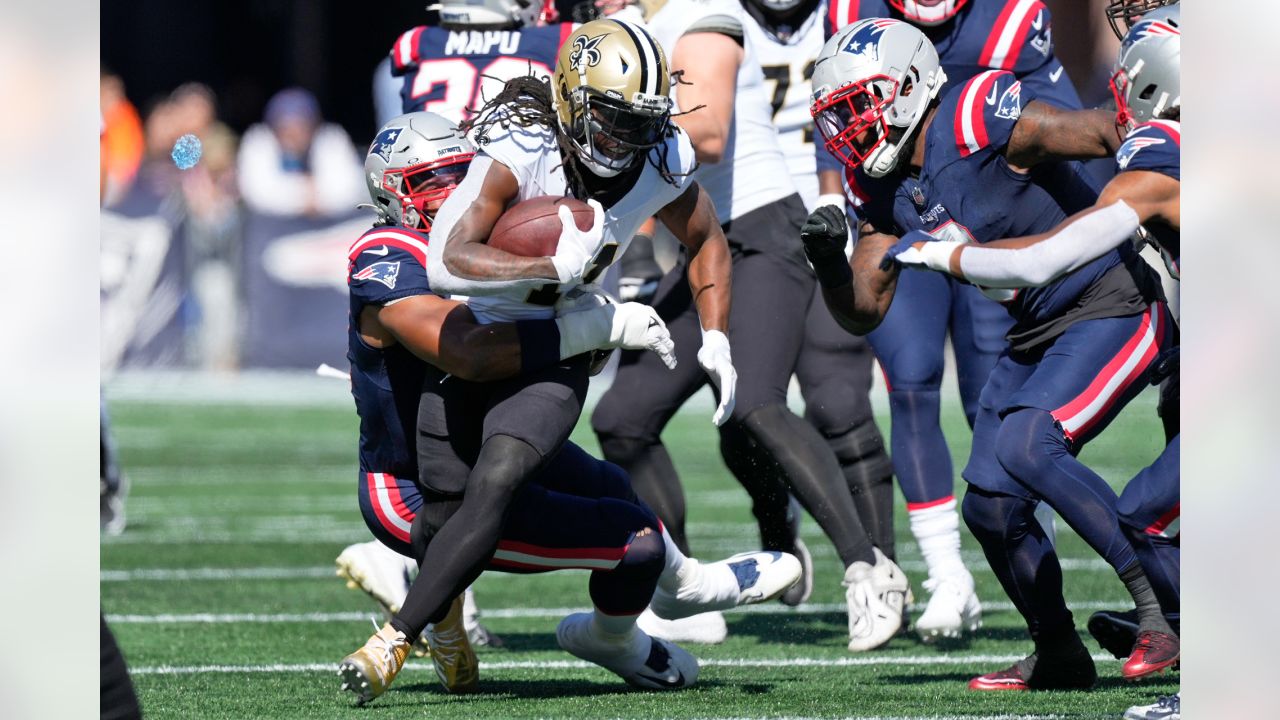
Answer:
[
  {"left": 1110, "top": 4, "right": 1180, "bottom": 128},
  {"left": 810, "top": 18, "right": 946, "bottom": 178},
  {"left": 435, "top": 0, "right": 550, "bottom": 29},
  {"left": 365, "top": 112, "right": 475, "bottom": 231},
  {"left": 888, "top": 0, "right": 968, "bottom": 27}
]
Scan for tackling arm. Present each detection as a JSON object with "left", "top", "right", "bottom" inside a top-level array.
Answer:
[
  {"left": 1005, "top": 102, "right": 1127, "bottom": 170},
  {"left": 657, "top": 182, "right": 731, "bottom": 332}
]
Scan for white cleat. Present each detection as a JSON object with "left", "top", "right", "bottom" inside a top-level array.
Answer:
[
  {"left": 636, "top": 608, "right": 728, "bottom": 644},
  {"left": 650, "top": 551, "right": 801, "bottom": 620},
  {"left": 1124, "top": 692, "right": 1180, "bottom": 720},
  {"left": 556, "top": 613, "right": 699, "bottom": 690},
  {"left": 335, "top": 541, "right": 413, "bottom": 615},
  {"left": 778, "top": 538, "right": 813, "bottom": 607},
  {"left": 844, "top": 547, "right": 909, "bottom": 652},
  {"left": 462, "top": 586, "right": 504, "bottom": 648},
  {"left": 914, "top": 574, "right": 982, "bottom": 643}
]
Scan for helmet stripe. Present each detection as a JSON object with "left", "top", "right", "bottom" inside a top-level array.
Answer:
[{"left": 611, "top": 18, "right": 658, "bottom": 96}]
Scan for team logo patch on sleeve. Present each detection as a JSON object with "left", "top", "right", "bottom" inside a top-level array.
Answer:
[
  {"left": 995, "top": 81, "right": 1023, "bottom": 120},
  {"left": 353, "top": 261, "right": 402, "bottom": 289},
  {"left": 1116, "top": 136, "right": 1166, "bottom": 170}
]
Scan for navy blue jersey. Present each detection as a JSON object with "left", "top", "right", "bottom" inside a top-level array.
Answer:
[
  {"left": 826, "top": 0, "right": 1079, "bottom": 109},
  {"left": 1117, "top": 120, "right": 1180, "bottom": 274},
  {"left": 346, "top": 226, "right": 435, "bottom": 477},
  {"left": 390, "top": 24, "right": 572, "bottom": 120},
  {"left": 849, "top": 70, "right": 1159, "bottom": 351}
]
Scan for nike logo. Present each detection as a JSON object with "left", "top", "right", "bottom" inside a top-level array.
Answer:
[
  {"left": 1049, "top": 66, "right": 1064, "bottom": 83},
  {"left": 362, "top": 245, "right": 390, "bottom": 256},
  {"left": 1032, "top": 11, "right": 1043, "bottom": 31},
  {"left": 985, "top": 85, "right": 999, "bottom": 106},
  {"left": 635, "top": 669, "right": 686, "bottom": 689}
]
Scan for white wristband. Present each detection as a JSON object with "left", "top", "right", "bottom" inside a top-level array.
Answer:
[
  {"left": 555, "top": 305, "right": 611, "bottom": 359},
  {"left": 816, "top": 193, "right": 846, "bottom": 210}
]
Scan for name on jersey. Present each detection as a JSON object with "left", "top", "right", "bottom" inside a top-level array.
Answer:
[
  {"left": 445, "top": 31, "right": 521, "bottom": 57},
  {"left": 353, "top": 261, "right": 401, "bottom": 289}
]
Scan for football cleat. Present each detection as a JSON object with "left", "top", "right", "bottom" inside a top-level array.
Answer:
[
  {"left": 636, "top": 608, "right": 728, "bottom": 644},
  {"left": 462, "top": 586, "right": 504, "bottom": 648},
  {"left": 650, "top": 551, "right": 801, "bottom": 620},
  {"left": 1088, "top": 608, "right": 1140, "bottom": 659},
  {"left": 338, "top": 622, "right": 411, "bottom": 705},
  {"left": 100, "top": 474, "right": 129, "bottom": 536},
  {"left": 778, "top": 538, "right": 814, "bottom": 607},
  {"left": 1124, "top": 692, "right": 1181, "bottom": 720},
  {"left": 968, "top": 646, "right": 1097, "bottom": 691},
  {"left": 1123, "top": 630, "right": 1180, "bottom": 679},
  {"left": 914, "top": 574, "right": 982, "bottom": 642},
  {"left": 556, "top": 612, "right": 699, "bottom": 690},
  {"left": 424, "top": 595, "right": 480, "bottom": 693},
  {"left": 844, "top": 547, "right": 908, "bottom": 652},
  {"left": 335, "top": 542, "right": 429, "bottom": 656}
]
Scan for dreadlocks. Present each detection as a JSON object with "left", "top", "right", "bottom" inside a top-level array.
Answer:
[{"left": 460, "top": 73, "right": 694, "bottom": 202}]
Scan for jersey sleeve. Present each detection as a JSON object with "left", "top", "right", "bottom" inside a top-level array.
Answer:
[
  {"left": 389, "top": 26, "right": 429, "bottom": 77},
  {"left": 347, "top": 230, "right": 433, "bottom": 308},
  {"left": 1115, "top": 121, "right": 1181, "bottom": 181},
  {"left": 951, "top": 70, "right": 1034, "bottom": 158},
  {"left": 978, "top": 0, "right": 1052, "bottom": 73}
]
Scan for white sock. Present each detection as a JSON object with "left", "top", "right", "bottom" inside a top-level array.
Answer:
[
  {"left": 658, "top": 524, "right": 690, "bottom": 593},
  {"left": 1033, "top": 501, "right": 1057, "bottom": 547},
  {"left": 908, "top": 497, "right": 970, "bottom": 585},
  {"left": 592, "top": 608, "right": 640, "bottom": 636}
]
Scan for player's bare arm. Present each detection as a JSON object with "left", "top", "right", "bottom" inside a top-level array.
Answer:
[
  {"left": 657, "top": 182, "right": 732, "bottom": 332},
  {"left": 670, "top": 30, "right": 742, "bottom": 163},
  {"left": 840, "top": 224, "right": 900, "bottom": 334},
  {"left": 1005, "top": 102, "right": 1126, "bottom": 170},
  {"left": 442, "top": 160, "right": 560, "bottom": 282},
  {"left": 358, "top": 296, "right": 525, "bottom": 382}
]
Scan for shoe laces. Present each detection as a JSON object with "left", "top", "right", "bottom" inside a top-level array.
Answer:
[
  {"left": 1156, "top": 693, "right": 1180, "bottom": 710},
  {"left": 368, "top": 619, "right": 408, "bottom": 668}
]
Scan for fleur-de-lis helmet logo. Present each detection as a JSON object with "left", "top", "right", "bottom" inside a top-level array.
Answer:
[{"left": 569, "top": 33, "right": 607, "bottom": 74}]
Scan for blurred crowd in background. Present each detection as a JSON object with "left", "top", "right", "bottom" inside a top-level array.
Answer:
[{"left": 100, "top": 0, "right": 1122, "bottom": 373}]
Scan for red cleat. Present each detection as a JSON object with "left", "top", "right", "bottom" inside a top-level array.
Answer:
[
  {"left": 1123, "top": 630, "right": 1180, "bottom": 680},
  {"left": 969, "top": 648, "right": 1096, "bottom": 691},
  {"left": 968, "top": 660, "right": 1031, "bottom": 691}
]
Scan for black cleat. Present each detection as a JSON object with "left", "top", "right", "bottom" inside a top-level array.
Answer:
[{"left": 1089, "top": 608, "right": 1140, "bottom": 659}]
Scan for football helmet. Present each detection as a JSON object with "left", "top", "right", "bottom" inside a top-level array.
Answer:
[
  {"left": 435, "top": 0, "right": 552, "bottom": 29},
  {"left": 1105, "top": 0, "right": 1178, "bottom": 40},
  {"left": 553, "top": 18, "right": 673, "bottom": 177},
  {"left": 888, "top": 0, "right": 969, "bottom": 27},
  {"left": 365, "top": 112, "right": 475, "bottom": 231},
  {"left": 810, "top": 18, "right": 946, "bottom": 178},
  {"left": 1110, "top": 4, "right": 1180, "bottom": 128}
]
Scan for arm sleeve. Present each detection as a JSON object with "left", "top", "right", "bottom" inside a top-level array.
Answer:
[{"left": 957, "top": 200, "right": 1140, "bottom": 288}]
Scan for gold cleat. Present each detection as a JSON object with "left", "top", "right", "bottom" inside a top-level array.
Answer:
[
  {"left": 424, "top": 595, "right": 480, "bottom": 693},
  {"left": 338, "top": 622, "right": 410, "bottom": 705}
]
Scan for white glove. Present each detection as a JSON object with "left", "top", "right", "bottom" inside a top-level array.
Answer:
[
  {"left": 550, "top": 199, "right": 606, "bottom": 284},
  {"left": 893, "top": 238, "right": 964, "bottom": 272},
  {"left": 556, "top": 297, "right": 676, "bottom": 369},
  {"left": 696, "top": 328, "right": 736, "bottom": 426}
]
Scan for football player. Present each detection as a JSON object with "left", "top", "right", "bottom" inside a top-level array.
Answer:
[
  {"left": 813, "top": 0, "right": 1091, "bottom": 636},
  {"left": 359, "top": 18, "right": 800, "bottom": 694},
  {"left": 588, "top": 0, "right": 909, "bottom": 651},
  {"left": 738, "top": 0, "right": 897, "bottom": 612},
  {"left": 345, "top": 0, "right": 580, "bottom": 651},
  {"left": 801, "top": 19, "right": 1177, "bottom": 690},
  {"left": 338, "top": 111, "right": 799, "bottom": 703},
  {"left": 884, "top": 6, "right": 1181, "bottom": 707}
]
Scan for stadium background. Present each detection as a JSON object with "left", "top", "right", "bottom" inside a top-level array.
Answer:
[{"left": 100, "top": 2, "right": 1184, "bottom": 719}]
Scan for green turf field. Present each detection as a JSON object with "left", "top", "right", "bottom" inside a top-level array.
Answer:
[{"left": 101, "top": 378, "right": 1176, "bottom": 719}]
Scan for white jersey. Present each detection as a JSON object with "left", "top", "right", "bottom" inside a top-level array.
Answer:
[
  {"left": 647, "top": 0, "right": 796, "bottom": 224},
  {"left": 427, "top": 117, "right": 698, "bottom": 322},
  {"left": 741, "top": 5, "right": 827, "bottom": 211}
]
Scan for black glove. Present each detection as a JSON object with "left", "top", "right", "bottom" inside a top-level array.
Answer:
[{"left": 801, "top": 204, "right": 853, "bottom": 289}]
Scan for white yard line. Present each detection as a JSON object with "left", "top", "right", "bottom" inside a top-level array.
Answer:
[{"left": 106, "top": 599, "right": 1123, "bottom": 625}]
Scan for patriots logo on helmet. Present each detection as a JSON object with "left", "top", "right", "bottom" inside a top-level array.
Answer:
[
  {"left": 995, "top": 82, "right": 1023, "bottom": 121},
  {"left": 1116, "top": 136, "right": 1166, "bottom": 170},
  {"left": 1121, "top": 18, "right": 1180, "bottom": 54},
  {"left": 370, "top": 128, "right": 401, "bottom": 163},
  {"left": 352, "top": 260, "right": 401, "bottom": 289},
  {"left": 569, "top": 33, "right": 607, "bottom": 74},
  {"left": 841, "top": 19, "right": 898, "bottom": 63}
]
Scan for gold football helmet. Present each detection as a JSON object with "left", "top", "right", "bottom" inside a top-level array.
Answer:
[{"left": 553, "top": 18, "right": 673, "bottom": 177}]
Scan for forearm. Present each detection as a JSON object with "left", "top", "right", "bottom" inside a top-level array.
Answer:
[
  {"left": 954, "top": 200, "right": 1139, "bottom": 288},
  {"left": 1008, "top": 104, "right": 1127, "bottom": 169},
  {"left": 443, "top": 242, "right": 559, "bottom": 284},
  {"left": 687, "top": 233, "right": 731, "bottom": 332},
  {"left": 842, "top": 232, "right": 899, "bottom": 334}
]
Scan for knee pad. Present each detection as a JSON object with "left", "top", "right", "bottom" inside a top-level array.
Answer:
[
  {"left": 470, "top": 434, "right": 544, "bottom": 500},
  {"left": 826, "top": 420, "right": 893, "bottom": 485},
  {"left": 993, "top": 409, "right": 1063, "bottom": 486},
  {"left": 618, "top": 523, "right": 666, "bottom": 576},
  {"left": 962, "top": 487, "right": 1035, "bottom": 545}
]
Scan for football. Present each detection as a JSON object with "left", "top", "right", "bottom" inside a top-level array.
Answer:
[{"left": 487, "top": 195, "right": 595, "bottom": 257}]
